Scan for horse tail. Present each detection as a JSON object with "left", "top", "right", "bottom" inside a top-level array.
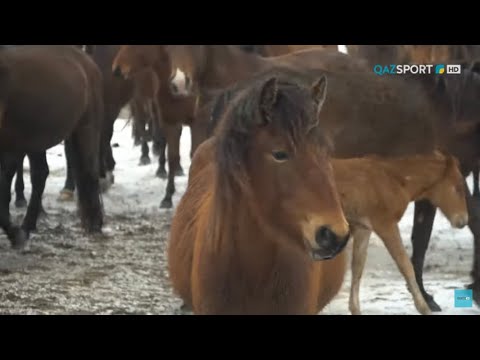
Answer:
[{"left": 70, "top": 62, "right": 104, "bottom": 233}]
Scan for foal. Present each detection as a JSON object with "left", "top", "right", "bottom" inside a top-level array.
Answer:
[{"left": 332, "top": 152, "right": 468, "bottom": 315}]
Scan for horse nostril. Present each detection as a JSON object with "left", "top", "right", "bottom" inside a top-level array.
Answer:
[
  {"left": 315, "top": 226, "right": 337, "bottom": 249},
  {"left": 171, "top": 83, "right": 179, "bottom": 94},
  {"left": 113, "top": 66, "right": 123, "bottom": 78}
]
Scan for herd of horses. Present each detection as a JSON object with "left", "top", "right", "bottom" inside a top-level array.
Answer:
[{"left": 1, "top": 44, "right": 480, "bottom": 315}]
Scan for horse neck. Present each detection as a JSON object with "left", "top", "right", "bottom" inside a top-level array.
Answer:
[
  {"left": 201, "top": 46, "right": 270, "bottom": 89},
  {"left": 379, "top": 155, "right": 447, "bottom": 201}
]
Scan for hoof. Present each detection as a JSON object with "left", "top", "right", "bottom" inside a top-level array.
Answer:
[
  {"left": 160, "top": 198, "right": 173, "bottom": 209},
  {"left": 180, "top": 302, "right": 192, "bottom": 312},
  {"left": 58, "top": 189, "right": 75, "bottom": 202},
  {"left": 15, "top": 198, "right": 27, "bottom": 208},
  {"left": 425, "top": 295, "right": 442, "bottom": 312},
  {"left": 139, "top": 156, "right": 151, "bottom": 166},
  {"left": 175, "top": 167, "right": 185, "bottom": 177},
  {"left": 9, "top": 227, "right": 29, "bottom": 250},
  {"left": 156, "top": 168, "right": 168, "bottom": 179},
  {"left": 38, "top": 207, "right": 48, "bottom": 220}
]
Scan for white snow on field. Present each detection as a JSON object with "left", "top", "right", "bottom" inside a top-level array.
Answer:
[{"left": 19, "top": 118, "right": 480, "bottom": 315}]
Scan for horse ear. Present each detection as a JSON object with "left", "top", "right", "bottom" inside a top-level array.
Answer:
[
  {"left": 259, "top": 77, "right": 279, "bottom": 124},
  {"left": 312, "top": 75, "right": 328, "bottom": 111}
]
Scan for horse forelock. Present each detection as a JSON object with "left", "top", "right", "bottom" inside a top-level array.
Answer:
[{"left": 214, "top": 78, "right": 325, "bottom": 203}]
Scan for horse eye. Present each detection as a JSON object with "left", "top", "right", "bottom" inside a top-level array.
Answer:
[{"left": 272, "top": 151, "right": 289, "bottom": 162}]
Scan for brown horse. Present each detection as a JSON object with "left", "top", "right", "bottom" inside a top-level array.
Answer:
[
  {"left": 332, "top": 152, "right": 468, "bottom": 315},
  {"left": 206, "top": 63, "right": 480, "bottom": 310},
  {"left": 112, "top": 45, "right": 201, "bottom": 208},
  {"left": 58, "top": 45, "right": 135, "bottom": 201},
  {"left": 165, "top": 46, "right": 368, "bottom": 98},
  {"left": 0, "top": 45, "right": 104, "bottom": 248},
  {"left": 168, "top": 76, "right": 350, "bottom": 314}
]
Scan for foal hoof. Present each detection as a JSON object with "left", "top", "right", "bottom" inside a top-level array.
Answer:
[
  {"left": 175, "top": 167, "right": 185, "bottom": 177},
  {"left": 160, "top": 198, "right": 173, "bottom": 209},
  {"left": 156, "top": 167, "right": 168, "bottom": 179},
  {"left": 9, "top": 228, "right": 29, "bottom": 250},
  {"left": 139, "top": 156, "right": 151, "bottom": 166},
  {"left": 15, "top": 198, "right": 27, "bottom": 208},
  {"left": 58, "top": 189, "right": 75, "bottom": 202}
]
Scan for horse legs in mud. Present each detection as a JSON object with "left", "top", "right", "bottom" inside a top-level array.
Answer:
[
  {"left": 59, "top": 142, "right": 76, "bottom": 202},
  {"left": 99, "top": 108, "right": 117, "bottom": 192},
  {"left": 21, "top": 151, "right": 49, "bottom": 234},
  {"left": 0, "top": 152, "right": 28, "bottom": 249},
  {"left": 160, "top": 123, "right": 183, "bottom": 209},
  {"left": 14, "top": 156, "right": 27, "bottom": 208},
  {"left": 410, "top": 199, "right": 440, "bottom": 311}
]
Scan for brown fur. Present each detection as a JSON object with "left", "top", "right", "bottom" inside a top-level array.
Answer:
[
  {"left": 164, "top": 45, "right": 369, "bottom": 104},
  {"left": 0, "top": 45, "right": 104, "bottom": 243},
  {"left": 168, "top": 77, "right": 350, "bottom": 314},
  {"left": 332, "top": 152, "right": 468, "bottom": 315}
]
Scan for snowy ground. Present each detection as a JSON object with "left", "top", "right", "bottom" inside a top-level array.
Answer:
[{"left": 0, "top": 118, "right": 479, "bottom": 315}]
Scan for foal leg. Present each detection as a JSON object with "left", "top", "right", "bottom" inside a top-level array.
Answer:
[
  {"left": 59, "top": 141, "right": 76, "bottom": 202},
  {"left": 349, "top": 226, "right": 372, "bottom": 315},
  {"left": 22, "top": 151, "right": 49, "bottom": 234},
  {"left": 410, "top": 200, "right": 440, "bottom": 311},
  {"left": 14, "top": 156, "right": 27, "bottom": 208},
  {"left": 374, "top": 221, "right": 431, "bottom": 315},
  {"left": 0, "top": 152, "right": 28, "bottom": 249}
]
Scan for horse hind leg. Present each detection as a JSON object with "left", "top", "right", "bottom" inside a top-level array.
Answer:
[
  {"left": 21, "top": 151, "right": 49, "bottom": 234},
  {"left": 160, "top": 124, "right": 181, "bottom": 209},
  {"left": 0, "top": 152, "right": 28, "bottom": 249},
  {"left": 14, "top": 155, "right": 27, "bottom": 208},
  {"left": 349, "top": 225, "right": 372, "bottom": 315},
  {"left": 374, "top": 221, "right": 431, "bottom": 315},
  {"left": 58, "top": 141, "right": 76, "bottom": 202}
]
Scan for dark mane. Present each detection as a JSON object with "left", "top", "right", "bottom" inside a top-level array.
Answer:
[{"left": 214, "top": 77, "right": 326, "bottom": 198}]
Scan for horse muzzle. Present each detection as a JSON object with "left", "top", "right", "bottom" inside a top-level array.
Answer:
[
  {"left": 451, "top": 213, "right": 469, "bottom": 229},
  {"left": 310, "top": 226, "right": 350, "bottom": 261}
]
